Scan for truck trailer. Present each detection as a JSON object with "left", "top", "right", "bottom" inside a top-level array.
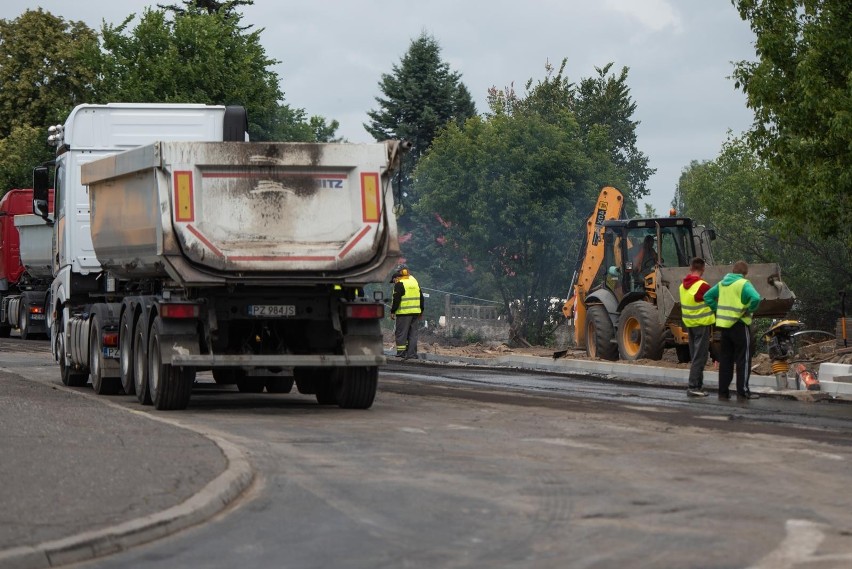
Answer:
[
  {"left": 0, "top": 188, "right": 54, "bottom": 339},
  {"left": 32, "top": 103, "right": 405, "bottom": 410}
]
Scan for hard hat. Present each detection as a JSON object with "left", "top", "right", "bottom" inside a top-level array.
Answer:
[{"left": 391, "top": 264, "right": 409, "bottom": 279}]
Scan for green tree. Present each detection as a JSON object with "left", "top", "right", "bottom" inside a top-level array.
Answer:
[
  {"left": 732, "top": 0, "right": 852, "bottom": 243},
  {"left": 98, "top": 7, "right": 282, "bottom": 140},
  {"left": 0, "top": 126, "right": 54, "bottom": 197},
  {"left": 414, "top": 68, "right": 610, "bottom": 344},
  {"left": 158, "top": 0, "right": 254, "bottom": 17},
  {"left": 0, "top": 9, "right": 101, "bottom": 138},
  {"left": 365, "top": 32, "right": 477, "bottom": 182},
  {"left": 678, "top": 136, "right": 852, "bottom": 329},
  {"left": 575, "top": 63, "right": 655, "bottom": 201}
]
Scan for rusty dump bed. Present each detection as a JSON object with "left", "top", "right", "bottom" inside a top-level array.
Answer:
[
  {"left": 657, "top": 263, "right": 796, "bottom": 321},
  {"left": 81, "top": 141, "right": 403, "bottom": 286}
]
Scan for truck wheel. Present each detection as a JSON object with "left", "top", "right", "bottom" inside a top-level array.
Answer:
[
  {"left": 89, "top": 316, "right": 121, "bottom": 395},
  {"left": 119, "top": 310, "right": 135, "bottom": 395},
  {"left": 617, "top": 301, "right": 665, "bottom": 361},
  {"left": 19, "top": 300, "right": 30, "bottom": 340},
  {"left": 294, "top": 368, "right": 317, "bottom": 394},
  {"left": 315, "top": 370, "right": 339, "bottom": 405},
  {"left": 212, "top": 368, "right": 238, "bottom": 385},
  {"left": 586, "top": 305, "right": 618, "bottom": 361},
  {"left": 336, "top": 367, "right": 378, "bottom": 409},
  {"left": 58, "top": 321, "right": 87, "bottom": 387},
  {"left": 134, "top": 319, "right": 152, "bottom": 405},
  {"left": 148, "top": 317, "right": 194, "bottom": 410},
  {"left": 236, "top": 376, "right": 265, "bottom": 393},
  {"left": 0, "top": 323, "right": 10, "bottom": 338},
  {"left": 265, "top": 376, "right": 294, "bottom": 393}
]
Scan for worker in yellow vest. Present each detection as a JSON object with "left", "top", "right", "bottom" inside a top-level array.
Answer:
[
  {"left": 704, "top": 260, "right": 762, "bottom": 400},
  {"left": 390, "top": 265, "right": 424, "bottom": 359},
  {"left": 678, "top": 257, "right": 715, "bottom": 397}
]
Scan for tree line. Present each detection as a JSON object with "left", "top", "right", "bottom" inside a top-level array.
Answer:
[{"left": 1, "top": 0, "right": 848, "bottom": 344}]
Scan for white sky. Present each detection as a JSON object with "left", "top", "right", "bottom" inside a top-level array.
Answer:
[{"left": 3, "top": 0, "right": 757, "bottom": 215}]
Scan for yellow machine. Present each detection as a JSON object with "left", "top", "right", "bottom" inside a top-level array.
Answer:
[{"left": 562, "top": 186, "right": 795, "bottom": 361}]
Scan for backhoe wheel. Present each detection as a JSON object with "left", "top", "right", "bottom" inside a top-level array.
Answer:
[
  {"left": 119, "top": 310, "right": 135, "bottom": 396},
  {"left": 90, "top": 316, "right": 121, "bottom": 395},
  {"left": 585, "top": 305, "right": 618, "bottom": 361},
  {"left": 148, "top": 317, "right": 194, "bottom": 410},
  {"left": 617, "top": 301, "right": 665, "bottom": 361}
]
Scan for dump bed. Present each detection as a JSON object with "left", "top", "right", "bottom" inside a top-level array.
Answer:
[
  {"left": 81, "top": 141, "right": 403, "bottom": 286},
  {"left": 657, "top": 263, "right": 795, "bottom": 321},
  {"left": 14, "top": 215, "right": 54, "bottom": 279}
]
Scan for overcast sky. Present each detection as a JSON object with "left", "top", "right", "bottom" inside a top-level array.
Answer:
[{"left": 4, "top": 0, "right": 757, "bottom": 214}]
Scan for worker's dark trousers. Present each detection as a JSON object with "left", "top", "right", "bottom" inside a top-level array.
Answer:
[
  {"left": 687, "top": 325, "right": 711, "bottom": 390},
  {"left": 394, "top": 314, "right": 419, "bottom": 357},
  {"left": 718, "top": 321, "right": 752, "bottom": 396}
]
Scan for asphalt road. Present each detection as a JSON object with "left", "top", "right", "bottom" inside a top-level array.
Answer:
[{"left": 2, "top": 337, "right": 852, "bottom": 569}]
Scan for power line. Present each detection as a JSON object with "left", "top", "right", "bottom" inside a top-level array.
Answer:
[{"left": 420, "top": 286, "right": 502, "bottom": 305}]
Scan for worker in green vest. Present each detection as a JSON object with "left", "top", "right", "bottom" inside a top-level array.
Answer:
[
  {"left": 704, "top": 260, "right": 762, "bottom": 400},
  {"left": 679, "top": 257, "right": 715, "bottom": 397},
  {"left": 390, "top": 265, "right": 424, "bottom": 359}
]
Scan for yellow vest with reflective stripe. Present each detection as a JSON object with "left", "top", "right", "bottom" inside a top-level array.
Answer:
[
  {"left": 679, "top": 280, "right": 715, "bottom": 327},
  {"left": 396, "top": 276, "right": 422, "bottom": 315},
  {"left": 716, "top": 279, "right": 751, "bottom": 328}
]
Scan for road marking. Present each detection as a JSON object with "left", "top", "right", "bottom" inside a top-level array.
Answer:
[{"left": 747, "top": 519, "right": 852, "bottom": 569}]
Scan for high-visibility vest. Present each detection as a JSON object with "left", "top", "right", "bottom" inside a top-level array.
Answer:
[
  {"left": 715, "top": 278, "right": 751, "bottom": 328},
  {"left": 679, "top": 280, "right": 715, "bottom": 327},
  {"left": 396, "top": 276, "right": 422, "bottom": 315}
]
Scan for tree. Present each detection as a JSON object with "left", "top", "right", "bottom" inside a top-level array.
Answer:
[
  {"left": 0, "top": 126, "right": 54, "bottom": 197},
  {"left": 732, "top": 0, "right": 852, "bottom": 243},
  {"left": 98, "top": 7, "right": 282, "bottom": 140},
  {"left": 678, "top": 135, "right": 852, "bottom": 329},
  {"left": 365, "top": 32, "right": 477, "bottom": 182},
  {"left": 158, "top": 0, "right": 254, "bottom": 17},
  {"left": 0, "top": 9, "right": 101, "bottom": 138},
  {"left": 414, "top": 66, "right": 612, "bottom": 344},
  {"left": 575, "top": 63, "right": 655, "bottom": 202}
]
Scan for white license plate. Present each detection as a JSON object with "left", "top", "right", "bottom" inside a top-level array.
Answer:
[
  {"left": 30, "top": 314, "right": 46, "bottom": 320},
  {"left": 103, "top": 347, "right": 119, "bottom": 359},
  {"left": 248, "top": 305, "right": 296, "bottom": 317}
]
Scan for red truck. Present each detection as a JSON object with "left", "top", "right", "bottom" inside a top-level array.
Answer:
[{"left": 0, "top": 188, "right": 54, "bottom": 339}]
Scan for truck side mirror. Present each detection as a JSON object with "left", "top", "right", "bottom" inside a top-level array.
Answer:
[
  {"left": 707, "top": 228, "right": 717, "bottom": 241},
  {"left": 32, "top": 166, "right": 51, "bottom": 222}
]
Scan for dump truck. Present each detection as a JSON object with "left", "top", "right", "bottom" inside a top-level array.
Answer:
[
  {"left": 0, "top": 188, "right": 54, "bottom": 339},
  {"left": 31, "top": 103, "right": 405, "bottom": 410},
  {"left": 562, "top": 186, "right": 795, "bottom": 361}
]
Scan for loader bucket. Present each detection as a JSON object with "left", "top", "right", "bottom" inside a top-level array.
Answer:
[{"left": 656, "top": 263, "right": 795, "bottom": 322}]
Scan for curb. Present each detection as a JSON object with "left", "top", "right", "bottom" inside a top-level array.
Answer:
[
  {"left": 410, "top": 352, "right": 852, "bottom": 402},
  {"left": 0, "top": 391, "right": 255, "bottom": 569}
]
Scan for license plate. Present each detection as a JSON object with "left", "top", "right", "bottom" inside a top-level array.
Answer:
[
  {"left": 30, "top": 314, "right": 46, "bottom": 320},
  {"left": 103, "top": 347, "right": 119, "bottom": 359},
  {"left": 248, "top": 305, "right": 296, "bottom": 317}
]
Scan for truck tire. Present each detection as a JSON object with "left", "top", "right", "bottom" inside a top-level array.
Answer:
[
  {"left": 236, "top": 375, "right": 265, "bottom": 393},
  {"left": 336, "top": 367, "right": 378, "bottom": 409},
  {"left": 0, "top": 324, "right": 9, "bottom": 338},
  {"left": 119, "top": 310, "right": 135, "bottom": 395},
  {"left": 89, "top": 316, "right": 121, "bottom": 395},
  {"left": 294, "top": 368, "right": 317, "bottom": 394},
  {"left": 18, "top": 299, "right": 30, "bottom": 340},
  {"left": 58, "top": 318, "right": 87, "bottom": 387},
  {"left": 134, "top": 319, "right": 152, "bottom": 405},
  {"left": 212, "top": 368, "right": 238, "bottom": 385},
  {"left": 617, "top": 301, "right": 665, "bottom": 361},
  {"left": 148, "top": 317, "right": 194, "bottom": 410},
  {"left": 265, "top": 376, "right": 294, "bottom": 393},
  {"left": 586, "top": 305, "right": 618, "bottom": 361},
  {"left": 315, "top": 370, "right": 338, "bottom": 405}
]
